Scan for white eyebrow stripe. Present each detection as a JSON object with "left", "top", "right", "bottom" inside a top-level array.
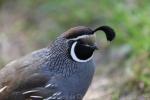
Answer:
[
  {"left": 23, "top": 90, "right": 39, "bottom": 94},
  {"left": 30, "top": 95, "right": 43, "bottom": 98},
  {"left": 69, "top": 35, "right": 93, "bottom": 40},
  {"left": 0, "top": 86, "right": 7, "bottom": 93}
]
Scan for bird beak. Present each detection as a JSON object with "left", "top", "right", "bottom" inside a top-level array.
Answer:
[{"left": 89, "top": 45, "right": 98, "bottom": 50}]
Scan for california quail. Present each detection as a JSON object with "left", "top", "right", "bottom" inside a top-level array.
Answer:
[{"left": 0, "top": 25, "right": 115, "bottom": 100}]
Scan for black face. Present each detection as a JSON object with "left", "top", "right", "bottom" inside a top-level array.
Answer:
[
  {"left": 74, "top": 40, "right": 96, "bottom": 60},
  {"left": 68, "top": 38, "right": 97, "bottom": 62}
]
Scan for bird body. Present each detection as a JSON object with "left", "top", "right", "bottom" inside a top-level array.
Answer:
[{"left": 0, "top": 26, "right": 115, "bottom": 100}]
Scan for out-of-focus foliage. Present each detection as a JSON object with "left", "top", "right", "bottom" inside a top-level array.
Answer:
[{"left": 0, "top": 0, "right": 149, "bottom": 99}]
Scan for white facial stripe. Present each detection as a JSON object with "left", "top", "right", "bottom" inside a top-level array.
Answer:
[
  {"left": 69, "top": 35, "right": 93, "bottom": 40},
  {"left": 0, "top": 86, "right": 7, "bottom": 93},
  {"left": 70, "top": 41, "right": 93, "bottom": 62}
]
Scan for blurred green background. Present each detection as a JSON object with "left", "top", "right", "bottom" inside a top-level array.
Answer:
[{"left": 0, "top": 0, "right": 149, "bottom": 100}]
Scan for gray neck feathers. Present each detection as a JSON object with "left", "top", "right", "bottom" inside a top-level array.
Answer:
[
  {"left": 46, "top": 38, "right": 78, "bottom": 77},
  {"left": 44, "top": 37, "right": 93, "bottom": 77}
]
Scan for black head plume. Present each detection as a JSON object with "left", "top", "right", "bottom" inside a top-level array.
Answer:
[
  {"left": 93, "top": 26, "right": 115, "bottom": 41},
  {"left": 63, "top": 26, "right": 115, "bottom": 41}
]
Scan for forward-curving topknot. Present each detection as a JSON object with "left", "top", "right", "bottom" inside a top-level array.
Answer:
[
  {"left": 93, "top": 26, "right": 116, "bottom": 41},
  {"left": 63, "top": 26, "right": 116, "bottom": 41}
]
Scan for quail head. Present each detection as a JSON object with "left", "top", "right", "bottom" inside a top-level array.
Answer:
[{"left": 0, "top": 25, "right": 115, "bottom": 100}]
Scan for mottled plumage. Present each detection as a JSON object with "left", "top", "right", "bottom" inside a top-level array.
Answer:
[{"left": 0, "top": 25, "right": 115, "bottom": 100}]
